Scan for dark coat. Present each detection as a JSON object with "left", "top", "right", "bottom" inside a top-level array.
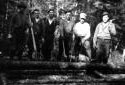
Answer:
[
  {"left": 43, "top": 17, "right": 59, "bottom": 41},
  {"left": 10, "top": 12, "right": 30, "bottom": 35},
  {"left": 42, "top": 17, "right": 59, "bottom": 58},
  {"left": 31, "top": 17, "right": 44, "bottom": 39}
]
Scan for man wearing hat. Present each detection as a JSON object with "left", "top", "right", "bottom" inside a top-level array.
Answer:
[
  {"left": 73, "top": 13, "right": 91, "bottom": 61},
  {"left": 27, "top": 9, "right": 44, "bottom": 59},
  {"left": 93, "top": 12, "right": 116, "bottom": 64},
  {"left": 57, "top": 10, "right": 77, "bottom": 61},
  {"left": 10, "top": 2, "right": 32, "bottom": 60},
  {"left": 42, "top": 9, "right": 59, "bottom": 61}
]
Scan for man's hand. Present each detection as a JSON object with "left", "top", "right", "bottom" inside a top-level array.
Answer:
[
  {"left": 25, "top": 28, "right": 29, "bottom": 34},
  {"left": 39, "top": 37, "right": 45, "bottom": 44},
  {"left": 72, "top": 34, "right": 75, "bottom": 41},
  {"left": 81, "top": 38, "right": 86, "bottom": 44},
  {"left": 42, "top": 38, "right": 45, "bottom": 43},
  {"left": 54, "top": 28, "right": 60, "bottom": 39},
  {"left": 93, "top": 39, "right": 97, "bottom": 49},
  {"left": 123, "top": 49, "right": 125, "bottom": 57},
  {"left": 8, "top": 33, "right": 12, "bottom": 38}
]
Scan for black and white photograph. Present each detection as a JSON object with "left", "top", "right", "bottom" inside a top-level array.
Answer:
[{"left": 0, "top": 0, "right": 125, "bottom": 84}]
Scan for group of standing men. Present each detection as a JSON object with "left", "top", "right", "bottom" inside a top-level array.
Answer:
[{"left": 9, "top": 2, "right": 117, "bottom": 64}]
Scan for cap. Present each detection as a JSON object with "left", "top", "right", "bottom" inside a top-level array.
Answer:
[
  {"left": 34, "top": 9, "right": 39, "bottom": 12},
  {"left": 80, "top": 13, "right": 87, "bottom": 19},
  {"left": 33, "top": 9, "right": 40, "bottom": 14},
  {"left": 48, "top": 9, "right": 54, "bottom": 13},
  {"left": 102, "top": 12, "right": 109, "bottom": 16},
  {"left": 59, "top": 9, "right": 66, "bottom": 15}
]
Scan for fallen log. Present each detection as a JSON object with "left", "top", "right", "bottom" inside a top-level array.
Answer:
[{"left": 0, "top": 60, "right": 125, "bottom": 74}]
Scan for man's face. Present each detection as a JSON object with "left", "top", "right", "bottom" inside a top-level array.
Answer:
[
  {"left": 80, "top": 18, "right": 85, "bottom": 24},
  {"left": 49, "top": 10, "right": 54, "bottom": 19},
  {"left": 34, "top": 11, "right": 40, "bottom": 18},
  {"left": 66, "top": 12, "right": 71, "bottom": 20},
  {"left": 102, "top": 15, "right": 109, "bottom": 23},
  {"left": 60, "top": 13, "right": 66, "bottom": 19}
]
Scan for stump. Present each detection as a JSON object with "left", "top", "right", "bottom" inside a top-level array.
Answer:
[{"left": 108, "top": 50, "right": 125, "bottom": 68}]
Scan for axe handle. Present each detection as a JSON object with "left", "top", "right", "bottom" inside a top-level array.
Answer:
[
  {"left": 62, "top": 40, "right": 67, "bottom": 58},
  {"left": 31, "top": 27, "right": 37, "bottom": 51},
  {"left": 29, "top": 14, "right": 37, "bottom": 52}
]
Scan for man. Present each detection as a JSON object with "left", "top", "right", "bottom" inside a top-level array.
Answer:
[
  {"left": 58, "top": 10, "right": 76, "bottom": 61},
  {"left": 42, "top": 9, "right": 59, "bottom": 61},
  {"left": 54, "top": 9, "right": 65, "bottom": 61},
  {"left": 93, "top": 12, "right": 116, "bottom": 64},
  {"left": 73, "top": 13, "right": 91, "bottom": 61},
  {"left": 28, "top": 9, "right": 44, "bottom": 59},
  {"left": 10, "top": 2, "right": 32, "bottom": 60}
]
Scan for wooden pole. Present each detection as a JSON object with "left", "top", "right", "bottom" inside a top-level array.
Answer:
[{"left": 56, "top": 0, "right": 59, "bottom": 17}]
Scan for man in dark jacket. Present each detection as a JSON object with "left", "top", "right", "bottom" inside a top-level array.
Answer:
[
  {"left": 10, "top": 2, "right": 32, "bottom": 60},
  {"left": 28, "top": 9, "right": 44, "bottom": 60},
  {"left": 42, "top": 9, "right": 59, "bottom": 61}
]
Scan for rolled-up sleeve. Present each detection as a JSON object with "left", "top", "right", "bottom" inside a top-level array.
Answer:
[
  {"left": 84, "top": 24, "right": 91, "bottom": 40},
  {"left": 93, "top": 24, "right": 100, "bottom": 41},
  {"left": 109, "top": 23, "right": 116, "bottom": 35}
]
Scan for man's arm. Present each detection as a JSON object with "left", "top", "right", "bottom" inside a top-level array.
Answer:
[
  {"left": 72, "top": 23, "right": 77, "bottom": 40},
  {"left": 9, "top": 15, "right": 15, "bottom": 34},
  {"left": 84, "top": 24, "right": 91, "bottom": 40},
  {"left": 26, "top": 14, "right": 33, "bottom": 28},
  {"left": 59, "top": 19, "right": 65, "bottom": 37},
  {"left": 93, "top": 24, "right": 100, "bottom": 48},
  {"left": 39, "top": 18, "right": 46, "bottom": 42},
  {"left": 81, "top": 24, "right": 91, "bottom": 43},
  {"left": 109, "top": 23, "right": 116, "bottom": 35},
  {"left": 8, "top": 14, "right": 19, "bottom": 38}
]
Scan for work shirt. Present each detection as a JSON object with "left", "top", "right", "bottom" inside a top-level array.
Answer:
[
  {"left": 94, "top": 21, "right": 116, "bottom": 39},
  {"left": 59, "top": 19, "right": 75, "bottom": 37},
  {"left": 73, "top": 22, "right": 91, "bottom": 40},
  {"left": 31, "top": 17, "right": 44, "bottom": 37},
  {"left": 64, "top": 20, "right": 74, "bottom": 33}
]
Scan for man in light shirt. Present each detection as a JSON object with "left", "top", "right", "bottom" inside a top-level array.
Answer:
[
  {"left": 93, "top": 12, "right": 116, "bottom": 64},
  {"left": 73, "top": 13, "right": 91, "bottom": 60}
]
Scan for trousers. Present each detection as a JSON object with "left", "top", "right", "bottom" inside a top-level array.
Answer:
[
  {"left": 74, "top": 36, "right": 91, "bottom": 59},
  {"left": 96, "top": 38, "right": 111, "bottom": 63}
]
